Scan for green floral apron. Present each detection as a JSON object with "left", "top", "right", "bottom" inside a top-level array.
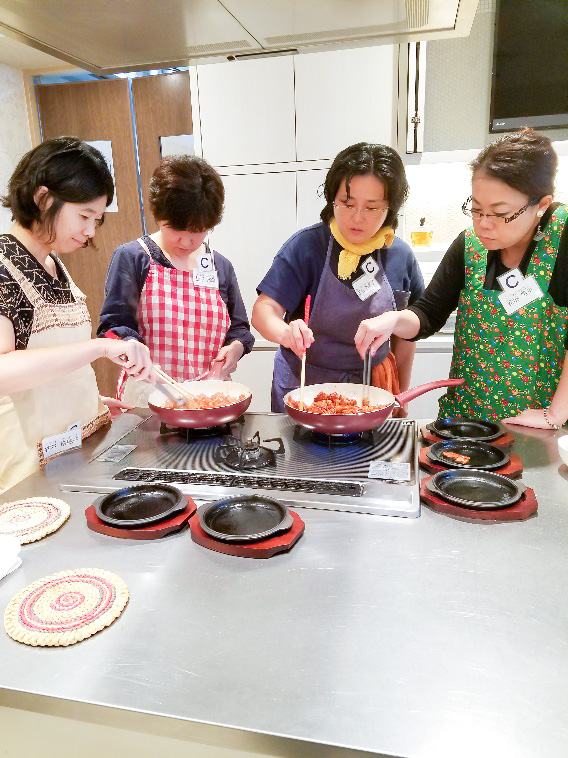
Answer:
[{"left": 439, "top": 205, "right": 568, "bottom": 420}]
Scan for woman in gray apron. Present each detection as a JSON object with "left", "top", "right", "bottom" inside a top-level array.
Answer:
[
  {"left": 0, "top": 138, "right": 155, "bottom": 493},
  {"left": 252, "top": 142, "right": 424, "bottom": 413}
]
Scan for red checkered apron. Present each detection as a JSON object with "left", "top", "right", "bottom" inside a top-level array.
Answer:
[{"left": 117, "top": 237, "right": 230, "bottom": 398}]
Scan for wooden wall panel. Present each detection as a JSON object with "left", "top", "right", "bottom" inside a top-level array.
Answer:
[
  {"left": 132, "top": 72, "right": 192, "bottom": 233},
  {"left": 37, "top": 79, "right": 143, "bottom": 396}
]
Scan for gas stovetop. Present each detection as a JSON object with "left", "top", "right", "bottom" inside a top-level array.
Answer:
[{"left": 60, "top": 413, "right": 420, "bottom": 517}]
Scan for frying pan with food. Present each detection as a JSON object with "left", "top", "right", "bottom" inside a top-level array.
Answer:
[
  {"left": 283, "top": 378, "right": 464, "bottom": 434},
  {"left": 427, "top": 439, "right": 510, "bottom": 470},
  {"left": 148, "top": 379, "right": 252, "bottom": 428}
]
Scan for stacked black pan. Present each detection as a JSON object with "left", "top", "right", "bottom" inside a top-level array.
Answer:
[{"left": 424, "top": 417, "right": 524, "bottom": 510}]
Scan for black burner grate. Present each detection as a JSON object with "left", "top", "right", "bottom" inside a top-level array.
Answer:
[{"left": 114, "top": 467, "right": 363, "bottom": 497}]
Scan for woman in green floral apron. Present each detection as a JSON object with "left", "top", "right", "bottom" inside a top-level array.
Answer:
[{"left": 354, "top": 128, "right": 568, "bottom": 429}]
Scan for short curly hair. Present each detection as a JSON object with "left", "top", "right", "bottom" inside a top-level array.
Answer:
[
  {"left": 148, "top": 155, "right": 224, "bottom": 231},
  {"left": 2, "top": 137, "right": 114, "bottom": 244},
  {"left": 320, "top": 142, "right": 409, "bottom": 230}
]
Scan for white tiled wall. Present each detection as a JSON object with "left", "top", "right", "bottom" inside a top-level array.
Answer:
[
  {"left": 0, "top": 64, "right": 32, "bottom": 229},
  {"left": 402, "top": 152, "right": 568, "bottom": 251},
  {"left": 423, "top": 3, "right": 568, "bottom": 153}
]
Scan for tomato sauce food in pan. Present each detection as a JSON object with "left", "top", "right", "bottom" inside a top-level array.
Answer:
[{"left": 287, "top": 391, "right": 388, "bottom": 415}]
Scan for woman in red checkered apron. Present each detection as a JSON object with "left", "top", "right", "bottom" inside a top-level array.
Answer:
[{"left": 99, "top": 156, "right": 254, "bottom": 407}]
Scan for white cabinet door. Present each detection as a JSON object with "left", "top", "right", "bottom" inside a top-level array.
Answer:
[
  {"left": 208, "top": 171, "right": 298, "bottom": 325},
  {"left": 294, "top": 46, "right": 398, "bottom": 162},
  {"left": 197, "top": 56, "right": 296, "bottom": 166},
  {"left": 407, "top": 350, "right": 453, "bottom": 419},
  {"left": 296, "top": 168, "right": 328, "bottom": 230},
  {"left": 232, "top": 348, "right": 277, "bottom": 413}
]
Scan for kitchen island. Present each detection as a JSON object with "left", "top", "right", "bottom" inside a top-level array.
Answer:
[{"left": 1, "top": 412, "right": 568, "bottom": 758}]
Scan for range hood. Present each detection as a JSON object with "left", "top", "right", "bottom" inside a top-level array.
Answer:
[{"left": 0, "top": 0, "right": 479, "bottom": 75}]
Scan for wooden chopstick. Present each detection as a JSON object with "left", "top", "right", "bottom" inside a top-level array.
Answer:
[{"left": 300, "top": 353, "right": 307, "bottom": 411}]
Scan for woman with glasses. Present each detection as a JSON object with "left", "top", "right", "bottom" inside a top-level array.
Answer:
[
  {"left": 99, "top": 155, "right": 253, "bottom": 407},
  {"left": 0, "top": 138, "right": 155, "bottom": 493},
  {"left": 356, "top": 128, "right": 568, "bottom": 428},
  {"left": 252, "top": 142, "right": 424, "bottom": 412}
]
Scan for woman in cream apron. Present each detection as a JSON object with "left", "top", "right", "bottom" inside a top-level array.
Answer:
[
  {"left": 0, "top": 138, "right": 155, "bottom": 493},
  {"left": 0, "top": 249, "right": 109, "bottom": 490}
]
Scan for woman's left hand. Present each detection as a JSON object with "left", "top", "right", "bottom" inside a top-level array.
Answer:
[
  {"left": 355, "top": 312, "right": 399, "bottom": 358},
  {"left": 206, "top": 341, "right": 245, "bottom": 380},
  {"left": 101, "top": 396, "right": 135, "bottom": 419},
  {"left": 503, "top": 408, "right": 560, "bottom": 429}
]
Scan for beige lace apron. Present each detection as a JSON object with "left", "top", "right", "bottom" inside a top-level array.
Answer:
[{"left": 0, "top": 252, "right": 110, "bottom": 494}]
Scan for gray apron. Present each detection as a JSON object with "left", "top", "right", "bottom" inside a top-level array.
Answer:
[{"left": 272, "top": 235, "right": 397, "bottom": 412}]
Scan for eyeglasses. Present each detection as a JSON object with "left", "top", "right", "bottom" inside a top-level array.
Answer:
[
  {"left": 333, "top": 201, "right": 389, "bottom": 219},
  {"left": 462, "top": 197, "right": 534, "bottom": 224}
]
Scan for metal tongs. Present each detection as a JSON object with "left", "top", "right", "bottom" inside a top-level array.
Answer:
[
  {"left": 104, "top": 329, "right": 190, "bottom": 408},
  {"left": 154, "top": 377, "right": 187, "bottom": 407},
  {"left": 362, "top": 349, "right": 372, "bottom": 407},
  {"left": 153, "top": 367, "right": 203, "bottom": 407}
]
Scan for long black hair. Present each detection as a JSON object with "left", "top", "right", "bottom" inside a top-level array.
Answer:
[
  {"left": 320, "top": 142, "right": 409, "bottom": 230},
  {"left": 2, "top": 137, "right": 114, "bottom": 243}
]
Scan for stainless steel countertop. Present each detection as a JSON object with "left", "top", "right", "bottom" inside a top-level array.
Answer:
[{"left": 1, "top": 412, "right": 568, "bottom": 758}]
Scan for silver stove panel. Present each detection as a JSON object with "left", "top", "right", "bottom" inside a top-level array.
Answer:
[{"left": 59, "top": 413, "right": 420, "bottom": 518}]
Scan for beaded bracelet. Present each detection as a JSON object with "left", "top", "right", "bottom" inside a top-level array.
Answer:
[{"left": 543, "top": 407, "right": 560, "bottom": 430}]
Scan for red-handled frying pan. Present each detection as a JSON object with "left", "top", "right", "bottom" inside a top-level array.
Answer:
[
  {"left": 104, "top": 330, "right": 252, "bottom": 428},
  {"left": 148, "top": 379, "right": 252, "bottom": 428},
  {"left": 283, "top": 379, "right": 464, "bottom": 434}
]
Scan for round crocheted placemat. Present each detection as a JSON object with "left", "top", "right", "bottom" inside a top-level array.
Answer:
[
  {"left": 4, "top": 568, "right": 129, "bottom": 647},
  {"left": 0, "top": 497, "right": 71, "bottom": 544}
]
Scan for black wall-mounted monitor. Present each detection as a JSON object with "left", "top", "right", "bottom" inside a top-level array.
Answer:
[{"left": 490, "top": 0, "right": 568, "bottom": 133}]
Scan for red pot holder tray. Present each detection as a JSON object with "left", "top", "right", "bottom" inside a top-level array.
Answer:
[
  {"left": 189, "top": 510, "right": 305, "bottom": 558},
  {"left": 85, "top": 497, "right": 197, "bottom": 540}
]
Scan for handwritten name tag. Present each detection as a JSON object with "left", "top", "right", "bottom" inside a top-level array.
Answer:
[
  {"left": 41, "top": 421, "right": 82, "bottom": 459},
  {"left": 353, "top": 272, "right": 381, "bottom": 301},
  {"left": 497, "top": 268, "right": 543, "bottom": 315},
  {"left": 193, "top": 269, "right": 219, "bottom": 288}
]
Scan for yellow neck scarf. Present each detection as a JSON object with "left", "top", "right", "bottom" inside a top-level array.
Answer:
[{"left": 330, "top": 218, "right": 395, "bottom": 280}]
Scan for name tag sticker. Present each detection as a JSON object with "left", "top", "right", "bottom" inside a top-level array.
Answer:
[
  {"left": 360, "top": 256, "right": 380, "bottom": 277},
  {"left": 41, "top": 421, "right": 82, "bottom": 459},
  {"left": 368, "top": 460, "right": 411, "bottom": 481},
  {"left": 193, "top": 269, "right": 219, "bottom": 288},
  {"left": 353, "top": 272, "right": 381, "bottom": 301},
  {"left": 497, "top": 268, "right": 543, "bottom": 315},
  {"left": 198, "top": 253, "right": 213, "bottom": 272}
]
